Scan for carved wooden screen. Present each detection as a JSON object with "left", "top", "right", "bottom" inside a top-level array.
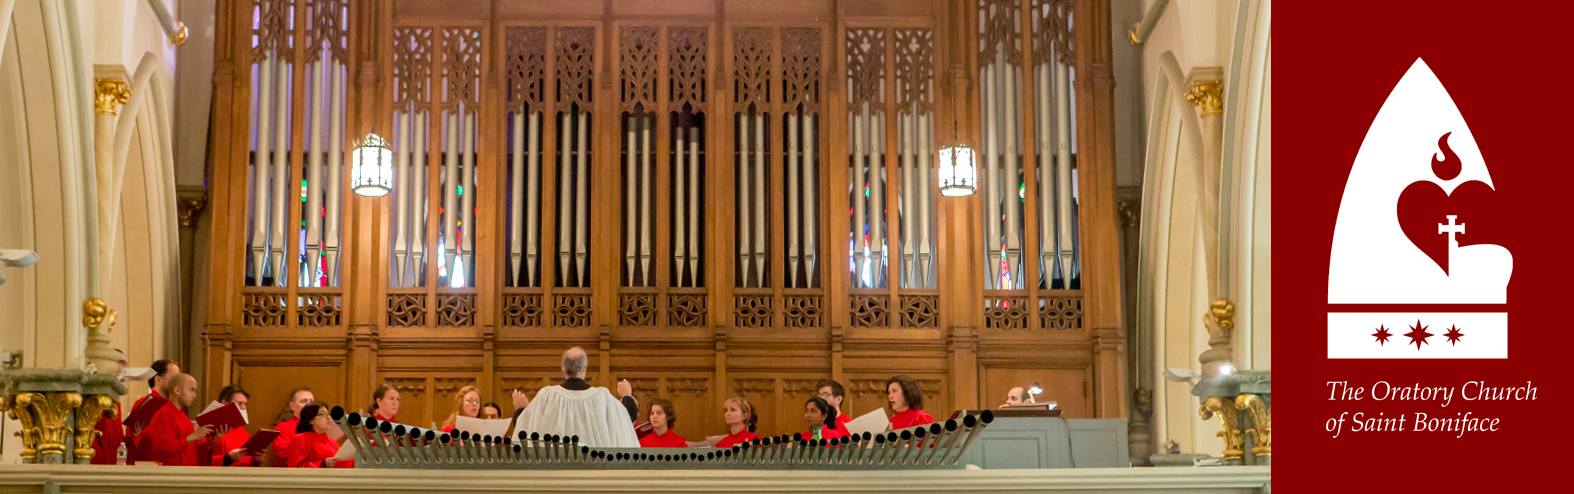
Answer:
[
  {"left": 386, "top": 24, "right": 484, "bottom": 328},
  {"left": 845, "top": 26, "right": 940, "bottom": 330},
  {"left": 613, "top": 25, "right": 713, "bottom": 329},
  {"left": 976, "top": 0, "right": 1083, "bottom": 331},
  {"left": 241, "top": 0, "right": 350, "bottom": 328},
  {"left": 498, "top": 24, "right": 599, "bottom": 329},
  {"left": 730, "top": 26, "right": 826, "bottom": 330}
]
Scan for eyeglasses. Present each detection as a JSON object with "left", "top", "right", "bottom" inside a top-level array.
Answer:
[{"left": 464, "top": 398, "right": 481, "bottom": 405}]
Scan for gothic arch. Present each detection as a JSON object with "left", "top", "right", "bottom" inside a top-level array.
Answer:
[
  {"left": 0, "top": 0, "right": 96, "bottom": 370},
  {"left": 1135, "top": 50, "right": 1219, "bottom": 456}
]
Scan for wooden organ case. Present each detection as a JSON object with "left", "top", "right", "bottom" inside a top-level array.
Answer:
[{"left": 202, "top": 0, "right": 1125, "bottom": 442}]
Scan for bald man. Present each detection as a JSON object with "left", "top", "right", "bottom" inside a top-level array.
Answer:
[
  {"left": 1002, "top": 386, "right": 1025, "bottom": 408},
  {"left": 509, "top": 347, "right": 639, "bottom": 447},
  {"left": 134, "top": 373, "right": 213, "bottom": 466}
]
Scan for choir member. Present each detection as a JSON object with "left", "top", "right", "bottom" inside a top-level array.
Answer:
[
  {"left": 481, "top": 402, "right": 503, "bottom": 420},
  {"left": 803, "top": 396, "right": 847, "bottom": 440},
  {"left": 130, "top": 359, "right": 180, "bottom": 416},
  {"left": 815, "top": 379, "right": 852, "bottom": 431},
  {"left": 268, "top": 387, "right": 314, "bottom": 466},
  {"left": 713, "top": 395, "right": 760, "bottom": 449},
  {"left": 440, "top": 385, "right": 481, "bottom": 433},
  {"left": 886, "top": 375, "right": 935, "bottom": 429},
  {"left": 124, "top": 359, "right": 182, "bottom": 461},
  {"left": 207, "top": 385, "right": 258, "bottom": 466},
  {"left": 134, "top": 373, "right": 211, "bottom": 466},
  {"left": 638, "top": 399, "right": 687, "bottom": 448},
  {"left": 90, "top": 352, "right": 146, "bottom": 464},
  {"left": 509, "top": 347, "right": 640, "bottom": 447},
  {"left": 283, "top": 403, "right": 352, "bottom": 468},
  {"left": 1002, "top": 386, "right": 1024, "bottom": 408},
  {"left": 369, "top": 384, "right": 400, "bottom": 423}
]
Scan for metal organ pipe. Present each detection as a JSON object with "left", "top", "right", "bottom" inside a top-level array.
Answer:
[
  {"left": 305, "top": 58, "right": 325, "bottom": 287},
  {"left": 410, "top": 112, "right": 429, "bottom": 286},
  {"left": 575, "top": 108, "right": 590, "bottom": 286},
  {"left": 557, "top": 111, "right": 573, "bottom": 287},
  {"left": 1053, "top": 54, "right": 1074, "bottom": 281},
  {"left": 250, "top": 52, "right": 276, "bottom": 285},
  {"left": 639, "top": 115, "right": 653, "bottom": 285},
  {"left": 441, "top": 111, "right": 459, "bottom": 282},
  {"left": 686, "top": 125, "right": 701, "bottom": 286},
  {"left": 802, "top": 112, "right": 817, "bottom": 286},
  {"left": 460, "top": 106, "right": 476, "bottom": 286},
  {"left": 510, "top": 110, "right": 526, "bottom": 285},
  {"left": 751, "top": 112, "right": 766, "bottom": 286},
  {"left": 526, "top": 111, "right": 541, "bottom": 286},
  {"left": 326, "top": 61, "right": 345, "bottom": 286},
  {"left": 737, "top": 113, "right": 752, "bottom": 287},
  {"left": 269, "top": 57, "right": 291, "bottom": 288},
  {"left": 916, "top": 112, "right": 932, "bottom": 287},
  {"left": 787, "top": 112, "right": 800, "bottom": 288},
  {"left": 674, "top": 119, "right": 687, "bottom": 285}
]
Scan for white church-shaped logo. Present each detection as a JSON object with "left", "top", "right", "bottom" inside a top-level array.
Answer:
[{"left": 1326, "top": 58, "right": 1512, "bottom": 359}]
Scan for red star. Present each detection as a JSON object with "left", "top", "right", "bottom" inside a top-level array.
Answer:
[
  {"left": 1404, "top": 319, "right": 1432, "bottom": 350},
  {"left": 1372, "top": 324, "right": 1392, "bottom": 345},
  {"left": 1444, "top": 325, "right": 1464, "bottom": 345}
]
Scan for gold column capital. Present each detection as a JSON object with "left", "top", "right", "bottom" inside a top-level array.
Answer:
[
  {"left": 1185, "top": 79, "right": 1224, "bottom": 116},
  {"left": 1203, "top": 298, "right": 1236, "bottom": 335},
  {"left": 1235, "top": 393, "right": 1271, "bottom": 459},
  {"left": 171, "top": 22, "right": 189, "bottom": 46},
  {"left": 94, "top": 78, "right": 132, "bottom": 115},
  {"left": 1199, "top": 395, "right": 1244, "bottom": 462}
]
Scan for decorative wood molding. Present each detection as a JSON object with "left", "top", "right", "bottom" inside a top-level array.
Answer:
[{"left": 619, "top": 26, "right": 659, "bottom": 114}]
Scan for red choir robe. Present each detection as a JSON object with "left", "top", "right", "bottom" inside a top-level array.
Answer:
[
  {"left": 638, "top": 429, "right": 688, "bottom": 448},
  {"left": 269, "top": 418, "right": 299, "bottom": 466},
  {"left": 89, "top": 402, "right": 124, "bottom": 464},
  {"left": 889, "top": 409, "right": 934, "bottom": 430},
  {"left": 835, "top": 413, "right": 851, "bottom": 431},
  {"left": 207, "top": 426, "right": 256, "bottom": 466},
  {"left": 134, "top": 401, "right": 204, "bottom": 466},
  {"left": 714, "top": 428, "right": 759, "bottom": 449},
  {"left": 122, "top": 390, "right": 165, "bottom": 463},
  {"left": 375, "top": 413, "right": 396, "bottom": 424},
  {"left": 284, "top": 431, "right": 353, "bottom": 468}
]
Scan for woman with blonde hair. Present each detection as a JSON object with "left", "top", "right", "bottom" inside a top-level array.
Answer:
[
  {"left": 713, "top": 395, "right": 760, "bottom": 449},
  {"left": 440, "top": 385, "right": 482, "bottom": 433}
]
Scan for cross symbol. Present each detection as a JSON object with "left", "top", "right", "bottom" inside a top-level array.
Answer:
[{"left": 1437, "top": 214, "right": 1465, "bottom": 247}]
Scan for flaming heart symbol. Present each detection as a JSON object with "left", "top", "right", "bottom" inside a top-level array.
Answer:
[{"left": 1395, "top": 132, "right": 1502, "bottom": 274}]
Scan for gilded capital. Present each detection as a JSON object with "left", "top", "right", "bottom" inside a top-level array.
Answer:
[
  {"left": 1185, "top": 79, "right": 1224, "bottom": 116},
  {"left": 93, "top": 78, "right": 131, "bottom": 115},
  {"left": 171, "top": 22, "right": 189, "bottom": 46}
]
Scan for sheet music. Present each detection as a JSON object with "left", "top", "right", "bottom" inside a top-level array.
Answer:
[
  {"left": 333, "top": 438, "right": 356, "bottom": 461},
  {"left": 455, "top": 416, "right": 512, "bottom": 437},
  {"left": 844, "top": 408, "right": 890, "bottom": 436}
]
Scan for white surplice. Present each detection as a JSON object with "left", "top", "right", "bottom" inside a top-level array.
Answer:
[{"left": 511, "top": 385, "right": 639, "bottom": 448}]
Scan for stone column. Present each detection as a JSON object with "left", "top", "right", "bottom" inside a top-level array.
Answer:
[
  {"left": 85, "top": 74, "right": 132, "bottom": 375},
  {"left": 1116, "top": 192, "right": 1151, "bottom": 465},
  {"left": 176, "top": 187, "right": 208, "bottom": 372}
]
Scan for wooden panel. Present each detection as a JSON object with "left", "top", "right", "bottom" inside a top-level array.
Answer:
[
  {"left": 496, "top": 0, "right": 608, "bottom": 19},
  {"left": 235, "top": 362, "right": 344, "bottom": 433},
  {"left": 982, "top": 366, "right": 1089, "bottom": 418},
  {"left": 394, "top": 0, "right": 492, "bottom": 20}
]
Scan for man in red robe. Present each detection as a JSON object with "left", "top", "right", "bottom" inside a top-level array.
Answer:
[
  {"left": 134, "top": 373, "right": 213, "bottom": 466},
  {"left": 121, "top": 359, "right": 181, "bottom": 464},
  {"left": 267, "top": 387, "right": 314, "bottom": 466},
  {"left": 816, "top": 379, "right": 853, "bottom": 431},
  {"left": 206, "top": 385, "right": 258, "bottom": 466}
]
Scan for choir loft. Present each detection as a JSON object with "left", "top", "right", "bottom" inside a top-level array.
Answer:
[{"left": 200, "top": 0, "right": 1123, "bottom": 441}]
